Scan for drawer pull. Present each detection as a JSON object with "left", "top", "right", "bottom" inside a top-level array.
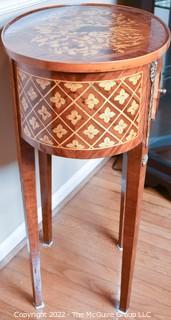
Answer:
[{"left": 159, "top": 88, "right": 167, "bottom": 95}]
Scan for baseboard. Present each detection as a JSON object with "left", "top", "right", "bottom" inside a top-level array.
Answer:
[{"left": 0, "top": 158, "right": 107, "bottom": 268}]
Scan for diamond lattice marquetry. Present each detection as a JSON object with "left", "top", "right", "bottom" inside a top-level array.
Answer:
[{"left": 17, "top": 68, "right": 143, "bottom": 151}]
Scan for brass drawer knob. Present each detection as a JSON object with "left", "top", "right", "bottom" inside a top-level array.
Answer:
[{"left": 159, "top": 88, "right": 167, "bottom": 95}]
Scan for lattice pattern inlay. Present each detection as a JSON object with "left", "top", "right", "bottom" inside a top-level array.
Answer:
[{"left": 17, "top": 69, "right": 142, "bottom": 151}]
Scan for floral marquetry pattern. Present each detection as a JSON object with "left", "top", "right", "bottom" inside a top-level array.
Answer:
[
  {"left": 53, "top": 124, "right": 68, "bottom": 139},
  {"left": 99, "top": 107, "right": 115, "bottom": 123},
  {"left": 30, "top": 6, "right": 146, "bottom": 60},
  {"left": 50, "top": 92, "right": 65, "bottom": 109},
  {"left": 85, "top": 94, "right": 99, "bottom": 110},
  {"left": 17, "top": 68, "right": 143, "bottom": 152}
]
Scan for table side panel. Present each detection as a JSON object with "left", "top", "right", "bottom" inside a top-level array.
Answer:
[{"left": 15, "top": 65, "right": 150, "bottom": 159}]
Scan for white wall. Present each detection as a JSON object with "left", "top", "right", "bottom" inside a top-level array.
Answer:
[{"left": 0, "top": 0, "right": 114, "bottom": 264}]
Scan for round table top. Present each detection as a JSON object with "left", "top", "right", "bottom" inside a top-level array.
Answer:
[{"left": 2, "top": 4, "right": 170, "bottom": 72}]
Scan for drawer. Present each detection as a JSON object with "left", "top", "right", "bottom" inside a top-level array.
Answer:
[{"left": 15, "top": 64, "right": 150, "bottom": 159}]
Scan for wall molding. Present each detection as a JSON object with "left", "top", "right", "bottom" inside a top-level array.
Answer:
[
  {"left": 0, "top": 158, "right": 106, "bottom": 268},
  {"left": 0, "top": 1, "right": 115, "bottom": 27},
  {"left": 0, "top": 0, "right": 45, "bottom": 19}
]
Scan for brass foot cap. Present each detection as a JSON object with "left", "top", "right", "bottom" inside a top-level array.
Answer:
[
  {"left": 117, "top": 309, "right": 128, "bottom": 315},
  {"left": 116, "top": 244, "right": 123, "bottom": 251},
  {"left": 42, "top": 241, "right": 53, "bottom": 248},
  {"left": 34, "top": 302, "right": 45, "bottom": 310}
]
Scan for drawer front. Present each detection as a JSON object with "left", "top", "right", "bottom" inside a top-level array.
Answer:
[{"left": 15, "top": 65, "right": 150, "bottom": 158}]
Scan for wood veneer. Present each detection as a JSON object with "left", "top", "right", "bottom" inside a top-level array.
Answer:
[
  {"left": 2, "top": 4, "right": 170, "bottom": 72},
  {"left": 2, "top": 3, "right": 170, "bottom": 313},
  {"left": 15, "top": 66, "right": 147, "bottom": 159}
]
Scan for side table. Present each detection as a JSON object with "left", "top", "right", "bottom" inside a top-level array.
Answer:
[{"left": 2, "top": 4, "right": 170, "bottom": 312}]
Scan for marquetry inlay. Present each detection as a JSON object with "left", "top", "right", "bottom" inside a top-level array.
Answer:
[
  {"left": 2, "top": 2, "right": 170, "bottom": 311},
  {"left": 17, "top": 69, "right": 143, "bottom": 151},
  {"left": 31, "top": 7, "right": 145, "bottom": 58},
  {"left": 3, "top": 5, "right": 169, "bottom": 66}
]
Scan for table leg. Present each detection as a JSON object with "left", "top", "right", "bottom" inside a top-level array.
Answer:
[
  {"left": 38, "top": 151, "right": 52, "bottom": 247},
  {"left": 119, "top": 142, "right": 147, "bottom": 312},
  {"left": 117, "top": 153, "right": 127, "bottom": 250},
  {"left": 18, "top": 139, "right": 43, "bottom": 309}
]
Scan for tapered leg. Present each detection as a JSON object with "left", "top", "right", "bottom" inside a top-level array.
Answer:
[
  {"left": 38, "top": 151, "right": 52, "bottom": 246},
  {"left": 9, "top": 60, "right": 43, "bottom": 308},
  {"left": 119, "top": 142, "right": 148, "bottom": 312},
  {"left": 19, "top": 139, "right": 43, "bottom": 308},
  {"left": 117, "top": 153, "right": 127, "bottom": 250}
]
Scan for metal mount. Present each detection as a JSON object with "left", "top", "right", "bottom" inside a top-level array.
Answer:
[
  {"left": 146, "top": 61, "right": 158, "bottom": 146},
  {"left": 142, "top": 154, "right": 148, "bottom": 166}
]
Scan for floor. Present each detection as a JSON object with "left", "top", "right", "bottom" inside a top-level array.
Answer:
[{"left": 0, "top": 159, "right": 171, "bottom": 320}]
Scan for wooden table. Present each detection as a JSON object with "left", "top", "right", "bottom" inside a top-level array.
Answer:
[{"left": 2, "top": 4, "right": 170, "bottom": 313}]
